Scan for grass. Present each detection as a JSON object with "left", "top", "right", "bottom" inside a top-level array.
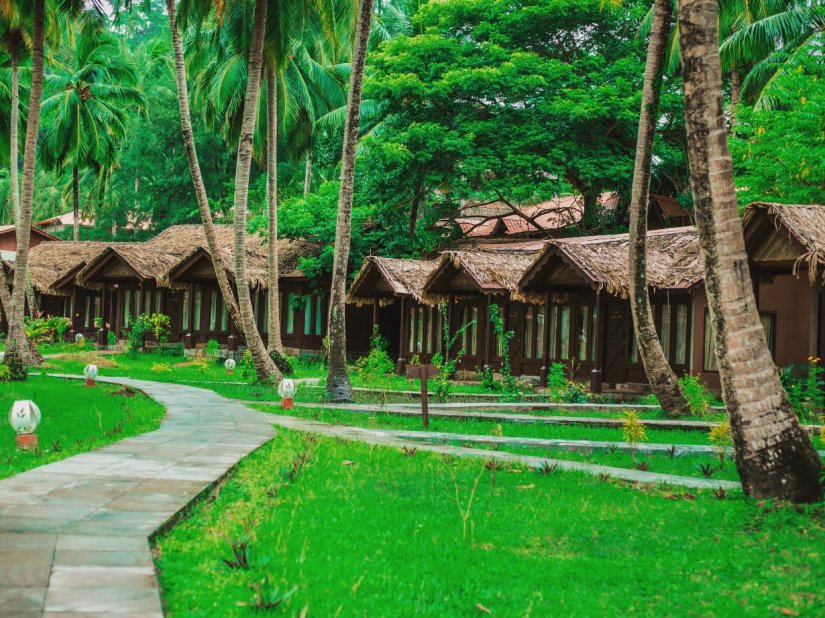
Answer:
[
  {"left": 0, "top": 375, "right": 166, "bottom": 479},
  {"left": 154, "top": 428, "right": 825, "bottom": 617}
]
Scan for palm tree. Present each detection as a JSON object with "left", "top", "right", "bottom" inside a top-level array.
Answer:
[
  {"left": 678, "top": 0, "right": 822, "bottom": 502},
  {"left": 628, "top": 0, "right": 690, "bottom": 416},
  {"left": 325, "top": 0, "right": 374, "bottom": 402},
  {"left": 4, "top": 0, "right": 44, "bottom": 363},
  {"left": 166, "top": 0, "right": 280, "bottom": 380},
  {"left": 40, "top": 27, "right": 146, "bottom": 240}
]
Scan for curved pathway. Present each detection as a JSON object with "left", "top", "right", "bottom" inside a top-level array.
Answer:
[
  {"left": 2, "top": 375, "right": 741, "bottom": 617},
  {"left": 0, "top": 376, "right": 274, "bottom": 617}
]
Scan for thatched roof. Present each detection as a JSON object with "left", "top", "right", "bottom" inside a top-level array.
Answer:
[
  {"left": 743, "top": 202, "right": 825, "bottom": 283},
  {"left": 22, "top": 241, "right": 109, "bottom": 296},
  {"left": 347, "top": 256, "right": 439, "bottom": 306},
  {"left": 70, "top": 224, "right": 318, "bottom": 289},
  {"left": 520, "top": 226, "right": 703, "bottom": 298},
  {"left": 425, "top": 246, "right": 545, "bottom": 301}
]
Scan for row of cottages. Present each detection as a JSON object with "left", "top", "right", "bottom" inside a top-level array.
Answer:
[
  {"left": 348, "top": 203, "right": 825, "bottom": 393},
  {"left": 1, "top": 225, "right": 372, "bottom": 356}
]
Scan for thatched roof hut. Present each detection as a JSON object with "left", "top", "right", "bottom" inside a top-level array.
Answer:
[
  {"left": 425, "top": 245, "right": 547, "bottom": 302},
  {"left": 520, "top": 226, "right": 703, "bottom": 298},
  {"left": 71, "top": 224, "right": 319, "bottom": 289},
  {"left": 347, "top": 256, "right": 439, "bottom": 306},
  {"left": 743, "top": 202, "right": 825, "bottom": 283},
  {"left": 13, "top": 241, "right": 109, "bottom": 296}
]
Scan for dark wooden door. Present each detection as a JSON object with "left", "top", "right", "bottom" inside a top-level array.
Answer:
[
  {"left": 507, "top": 303, "right": 526, "bottom": 374},
  {"left": 166, "top": 290, "right": 184, "bottom": 343},
  {"left": 603, "top": 301, "right": 629, "bottom": 383}
]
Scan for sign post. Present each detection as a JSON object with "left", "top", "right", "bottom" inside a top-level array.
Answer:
[{"left": 405, "top": 363, "right": 439, "bottom": 429}]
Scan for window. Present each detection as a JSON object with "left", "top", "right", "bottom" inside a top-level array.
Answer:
[
  {"left": 84, "top": 296, "right": 92, "bottom": 328},
  {"left": 425, "top": 307, "right": 434, "bottom": 354},
  {"left": 548, "top": 306, "right": 558, "bottom": 359},
  {"left": 576, "top": 305, "right": 596, "bottom": 361},
  {"left": 559, "top": 306, "right": 571, "bottom": 359},
  {"left": 535, "top": 306, "right": 546, "bottom": 360},
  {"left": 315, "top": 295, "right": 324, "bottom": 335},
  {"left": 434, "top": 306, "right": 443, "bottom": 353},
  {"left": 658, "top": 305, "right": 671, "bottom": 360},
  {"left": 495, "top": 306, "right": 506, "bottom": 357},
  {"left": 209, "top": 291, "right": 218, "bottom": 331},
  {"left": 155, "top": 292, "right": 162, "bottom": 315},
  {"left": 303, "top": 294, "right": 313, "bottom": 335},
  {"left": 286, "top": 294, "right": 297, "bottom": 334},
  {"left": 462, "top": 306, "right": 478, "bottom": 355},
  {"left": 524, "top": 306, "right": 535, "bottom": 359},
  {"left": 760, "top": 312, "right": 776, "bottom": 357},
  {"left": 675, "top": 305, "right": 688, "bottom": 365},
  {"left": 220, "top": 298, "right": 228, "bottom": 331},
  {"left": 123, "top": 290, "right": 132, "bottom": 327},
  {"left": 182, "top": 289, "right": 190, "bottom": 331},
  {"left": 193, "top": 288, "right": 202, "bottom": 330},
  {"left": 144, "top": 290, "right": 153, "bottom": 314},
  {"left": 408, "top": 306, "right": 415, "bottom": 352},
  {"left": 416, "top": 307, "right": 425, "bottom": 352},
  {"left": 703, "top": 310, "right": 717, "bottom": 371}
]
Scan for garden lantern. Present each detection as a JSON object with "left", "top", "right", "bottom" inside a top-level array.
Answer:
[
  {"left": 84, "top": 364, "right": 99, "bottom": 387},
  {"left": 9, "top": 400, "right": 41, "bottom": 450},
  {"left": 278, "top": 378, "right": 297, "bottom": 409},
  {"left": 75, "top": 333, "right": 84, "bottom": 343},
  {"left": 225, "top": 358, "right": 236, "bottom": 375}
]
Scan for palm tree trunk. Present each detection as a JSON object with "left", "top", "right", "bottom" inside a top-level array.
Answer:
[
  {"left": 72, "top": 166, "right": 80, "bottom": 241},
  {"left": 628, "top": 0, "right": 690, "bottom": 417},
  {"left": 166, "top": 0, "right": 279, "bottom": 380},
  {"left": 0, "top": 42, "right": 19, "bottom": 332},
  {"left": 325, "top": 0, "right": 374, "bottom": 402},
  {"left": 730, "top": 65, "right": 740, "bottom": 125},
  {"left": 8, "top": 0, "right": 45, "bottom": 364},
  {"left": 229, "top": 0, "right": 281, "bottom": 380},
  {"left": 303, "top": 154, "right": 312, "bottom": 197},
  {"left": 10, "top": 42, "right": 19, "bottom": 222},
  {"left": 678, "top": 0, "right": 822, "bottom": 502},
  {"left": 266, "top": 66, "right": 283, "bottom": 352}
]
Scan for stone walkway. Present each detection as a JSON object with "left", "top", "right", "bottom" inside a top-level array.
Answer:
[{"left": 0, "top": 376, "right": 274, "bottom": 617}]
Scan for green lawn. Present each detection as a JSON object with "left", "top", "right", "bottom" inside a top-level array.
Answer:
[
  {"left": 154, "top": 429, "right": 825, "bottom": 617},
  {"left": 0, "top": 375, "right": 166, "bottom": 479}
]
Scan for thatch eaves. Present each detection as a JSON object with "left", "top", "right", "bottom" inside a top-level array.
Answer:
[
  {"left": 21, "top": 241, "right": 109, "bottom": 296},
  {"left": 520, "top": 226, "right": 703, "bottom": 298},
  {"left": 743, "top": 202, "right": 825, "bottom": 283},
  {"left": 347, "top": 256, "right": 439, "bottom": 306}
]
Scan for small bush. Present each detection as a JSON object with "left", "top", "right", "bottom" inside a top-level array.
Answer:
[
  {"left": 25, "top": 315, "right": 72, "bottom": 344},
  {"left": 781, "top": 358, "right": 824, "bottom": 421},
  {"left": 354, "top": 326, "right": 394, "bottom": 386},
  {"left": 3, "top": 342, "right": 27, "bottom": 381},
  {"left": 0, "top": 364, "right": 10, "bottom": 382},
  {"left": 107, "top": 331, "right": 117, "bottom": 346},
  {"left": 150, "top": 362, "right": 173, "bottom": 373},
  {"left": 205, "top": 339, "right": 220, "bottom": 357},
  {"left": 126, "top": 317, "right": 149, "bottom": 356},
  {"left": 240, "top": 349, "right": 256, "bottom": 383},
  {"left": 546, "top": 362, "right": 587, "bottom": 403},
  {"left": 679, "top": 374, "right": 716, "bottom": 416},
  {"left": 269, "top": 349, "right": 295, "bottom": 376}
]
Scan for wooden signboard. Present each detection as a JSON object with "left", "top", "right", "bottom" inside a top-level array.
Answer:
[{"left": 405, "top": 364, "right": 439, "bottom": 428}]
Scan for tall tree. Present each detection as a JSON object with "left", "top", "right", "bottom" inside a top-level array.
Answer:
[
  {"left": 265, "top": 65, "right": 282, "bottom": 352},
  {"left": 325, "top": 0, "right": 374, "bottom": 402},
  {"left": 166, "top": 0, "right": 279, "bottom": 380},
  {"left": 678, "top": 0, "right": 822, "bottom": 502},
  {"left": 40, "top": 27, "right": 146, "bottom": 240},
  {"left": 6, "top": 0, "right": 44, "bottom": 363},
  {"left": 628, "top": 0, "right": 690, "bottom": 416}
]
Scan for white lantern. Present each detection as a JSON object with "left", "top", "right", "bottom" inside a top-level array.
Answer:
[
  {"left": 278, "top": 378, "right": 297, "bottom": 399},
  {"left": 9, "top": 400, "right": 41, "bottom": 435},
  {"left": 225, "top": 358, "right": 237, "bottom": 373},
  {"left": 75, "top": 333, "right": 85, "bottom": 343},
  {"left": 84, "top": 364, "right": 99, "bottom": 380},
  {"left": 0, "top": 351, "right": 4, "bottom": 362}
]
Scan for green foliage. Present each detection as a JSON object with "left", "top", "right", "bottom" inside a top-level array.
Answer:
[
  {"left": 146, "top": 313, "right": 172, "bottom": 344},
  {"left": 269, "top": 350, "right": 295, "bottom": 376},
  {"left": 678, "top": 374, "right": 717, "bottom": 416},
  {"left": 240, "top": 350, "right": 256, "bottom": 384},
  {"left": 0, "top": 364, "right": 10, "bottom": 382},
  {"left": 24, "top": 316, "right": 72, "bottom": 344},
  {"left": 354, "top": 326, "right": 396, "bottom": 386},
  {"left": 621, "top": 410, "right": 647, "bottom": 459},
  {"left": 126, "top": 316, "right": 149, "bottom": 356},
  {"left": 545, "top": 362, "right": 587, "bottom": 403},
  {"left": 731, "top": 47, "right": 825, "bottom": 206},
  {"left": 205, "top": 339, "right": 220, "bottom": 357},
  {"left": 431, "top": 303, "right": 476, "bottom": 400},
  {"left": 3, "top": 342, "right": 27, "bottom": 381},
  {"left": 489, "top": 303, "right": 520, "bottom": 397},
  {"left": 781, "top": 358, "right": 825, "bottom": 422},
  {"left": 107, "top": 331, "right": 117, "bottom": 346}
]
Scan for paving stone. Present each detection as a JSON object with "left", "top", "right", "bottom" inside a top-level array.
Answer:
[{"left": 1, "top": 374, "right": 276, "bottom": 617}]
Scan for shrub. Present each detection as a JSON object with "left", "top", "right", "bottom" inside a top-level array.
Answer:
[
  {"left": 621, "top": 410, "right": 647, "bottom": 462},
  {"left": 205, "top": 339, "right": 220, "bottom": 357},
  {"left": 354, "top": 326, "right": 394, "bottom": 386},
  {"left": 269, "top": 349, "right": 295, "bottom": 376},
  {"left": 146, "top": 313, "right": 172, "bottom": 344},
  {"left": 107, "top": 331, "right": 117, "bottom": 346},
  {"left": 0, "top": 364, "right": 10, "bottom": 382},
  {"left": 478, "top": 366, "right": 503, "bottom": 392},
  {"left": 679, "top": 374, "right": 717, "bottom": 416},
  {"left": 126, "top": 316, "right": 149, "bottom": 356},
  {"left": 781, "top": 358, "right": 824, "bottom": 421},
  {"left": 150, "top": 362, "right": 173, "bottom": 373},
  {"left": 24, "top": 316, "right": 72, "bottom": 344},
  {"left": 240, "top": 349, "right": 256, "bottom": 383},
  {"left": 546, "top": 362, "right": 587, "bottom": 403},
  {"left": 3, "top": 342, "right": 27, "bottom": 381},
  {"left": 161, "top": 342, "right": 185, "bottom": 357},
  {"left": 489, "top": 303, "right": 519, "bottom": 397}
]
